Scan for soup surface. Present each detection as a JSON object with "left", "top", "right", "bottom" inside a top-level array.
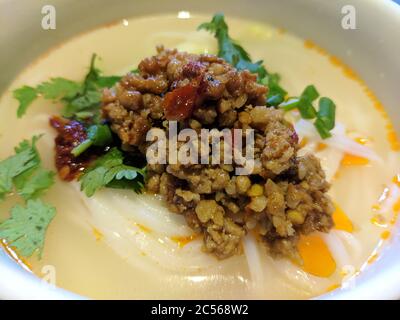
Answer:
[{"left": 0, "top": 13, "right": 399, "bottom": 299}]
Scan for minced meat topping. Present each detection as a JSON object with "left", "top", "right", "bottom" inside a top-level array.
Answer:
[{"left": 102, "top": 46, "right": 334, "bottom": 260}]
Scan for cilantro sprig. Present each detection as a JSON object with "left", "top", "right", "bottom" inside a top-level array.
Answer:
[
  {"left": 13, "top": 54, "right": 121, "bottom": 121},
  {"left": 260, "top": 73, "right": 288, "bottom": 106},
  {"left": 0, "top": 136, "right": 56, "bottom": 258},
  {"left": 198, "top": 13, "right": 337, "bottom": 139},
  {"left": 198, "top": 13, "right": 267, "bottom": 79},
  {"left": 0, "top": 136, "right": 55, "bottom": 201},
  {"left": 198, "top": 13, "right": 288, "bottom": 105},
  {"left": 0, "top": 200, "right": 56, "bottom": 258},
  {"left": 79, "top": 148, "right": 146, "bottom": 197}
]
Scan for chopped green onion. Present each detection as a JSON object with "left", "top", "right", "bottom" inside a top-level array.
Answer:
[
  {"left": 301, "top": 85, "right": 319, "bottom": 102},
  {"left": 71, "top": 139, "right": 92, "bottom": 157},
  {"left": 279, "top": 98, "right": 299, "bottom": 111},
  {"left": 317, "top": 97, "right": 336, "bottom": 130},
  {"left": 87, "top": 124, "right": 113, "bottom": 146},
  {"left": 71, "top": 124, "right": 113, "bottom": 157},
  {"left": 298, "top": 101, "right": 317, "bottom": 119},
  {"left": 297, "top": 85, "right": 319, "bottom": 119},
  {"left": 267, "top": 94, "right": 284, "bottom": 106},
  {"left": 314, "top": 118, "right": 332, "bottom": 139}
]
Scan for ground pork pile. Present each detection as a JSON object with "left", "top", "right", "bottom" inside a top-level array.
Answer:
[{"left": 101, "top": 46, "right": 334, "bottom": 260}]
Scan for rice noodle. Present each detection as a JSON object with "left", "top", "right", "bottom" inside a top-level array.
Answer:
[
  {"left": 92, "top": 188, "right": 193, "bottom": 237},
  {"left": 294, "top": 119, "right": 381, "bottom": 162},
  {"left": 269, "top": 257, "right": 331, "bottom": 295},
  {"left": 316, "top": 147, "right": 344, "bottom": 182},
  {"left": 334, "top": 230, "right": 363, "bottom": 261},
  {"left": 242, "top": 234, "right": 265, "bottom": 294},
  {"left": 74, "top": 185, "right": 222, "bottom": 272},
  {"left": 320, "top": 231, "right": 351, "bottom": 268}
]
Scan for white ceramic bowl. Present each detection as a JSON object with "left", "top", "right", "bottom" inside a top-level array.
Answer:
[{"left": 0, "top": 0, "right": 399, "bottom": 300}]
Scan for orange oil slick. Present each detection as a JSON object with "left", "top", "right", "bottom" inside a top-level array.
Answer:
[
  {"left": 0, "top": 239, "right": 32, "bottom": 272},
  {"left": 316, "top": 143, "right": 327, "bottom": 151},
  {"left": 354, "top": 137, "right": 370, "bottom": 145},
  {"left": 170, "top": 235, "right": 197, "bottom": 248},
  {"left": 297, "top": 234, "right": 336, "bottom": 278},
  {"left": 332, "top": 204, "right": 354, "bottom": 233},
  {"left": 92, "top": 227, "right": 104, "bottom": 242},
  {"left": 299, "top": 137, "right": 309, "bottom": 149},
  {"left": 380, "top": 230, "right": 391, "bottom": 240},
  {"left": 134, "top": 223, "right": 152, "bottom": 234},
  {"left": 392, "top": 174, "right": 400, "bottom": 188},
  {"left": 341, "top": 154, "right": 369, "bottom": 166}
]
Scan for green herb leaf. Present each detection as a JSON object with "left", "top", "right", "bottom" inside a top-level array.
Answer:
[
  {"left": 13, "top": 86, "right": 38, "bottom": 118},
  {"left": 96, "top": 76, "right": 121, "bottom": 88},
  {"left": 0, "top": 136, "right": 55, "bottom": 201},
  {"left": 0, "top": 199, "right": 56, "bottom": 258},
  {"left": 14, "top": 168, "right": 55, "bottom": 200},
  {"left": 36, "top": 78, "right": 81, "bottom": 100},
  {"left": 13, "top": 54, "right": 121, "bottom": 122},
  {"left": 62, "top": 89, "right": 102, "bottom": 118},
  {"left": 82, "top": 54, "right": 121, "bottom": 89},
  {"left": 198, "top": 13, "right": 267, "bottom": 79},
  {"left": 106, "top": 177, "right": 144, "bottom": 193},
  {"left": 199, "top": 14, "right": 337, "bottom": 139},
  {"left": 0, "top": 138, "right": 39, "bottom": 200},
  {"left": 79, "top": 148, "right": 145, "bottom": 197},
  {"left": 260, "top": 73, "right": 288, "bottom": 106}
]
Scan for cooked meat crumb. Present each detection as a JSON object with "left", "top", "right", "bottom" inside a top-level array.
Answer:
[{"left": 102, "top": 47, "right": 334, "bottom": 260}]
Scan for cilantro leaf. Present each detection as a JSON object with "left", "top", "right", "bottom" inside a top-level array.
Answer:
[
  {"left": 0, "top": 139, "right": 39, "bottom": 199},
  {"left": 199, "top": 14, "right": 289, "bottom": 105},
  {"left": 260, "top": 73, "right": 288, "bottom": 106},
  {"left": 79, "top": 148, "right": 145, "bottom": 197},
  {"left": 96, "top": 76, "right": 121, "bottom": 88},
  {"left": 14, "top": 168, "right": 55, "bottom": 200},
  {"left": 199, "top": 13, "right": 337, "bottom": 139},
  {"left": 82, "top": 54, "right": 121, "bottom": 89},
  {"left": 106, "top": 177, "right": 144, "bottom": 193},
  {"left": 0, "top": 199, "right": 56, "bottom": 258},
  {"left": 0, "top": 136, "right": 55, "bottom": 201},
  {"left": 198, "top": 13, "right": 267, "bottom": 79},
  {"left": 62, "top": 90, "right": 102, "bottom": 118},
  {"left": 36, "top": 78, "right": 81, "bottom": 100},
  {"left": 13, "top": 86, "right": 38, "bottom": 118},
  {"left": 62, "top": 54, "right": 121, "bottom": 121},
  {"left": 12, "top": 54, "right": 121, "bottom": 122}
]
